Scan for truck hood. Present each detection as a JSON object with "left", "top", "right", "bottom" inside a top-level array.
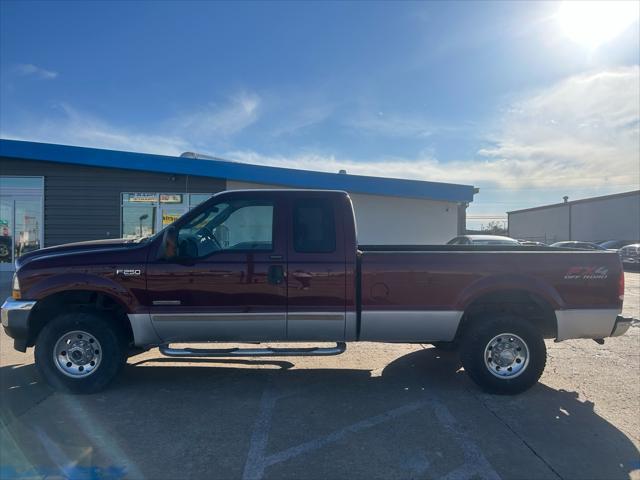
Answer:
[{"left": 16, "top": 238, "right": 146, "bottom": 268}]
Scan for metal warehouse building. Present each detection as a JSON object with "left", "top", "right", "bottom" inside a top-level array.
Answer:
[
  {"left": 508, "top": 190, "right": 640, "bottom": 244},
  {"left": 0, "top": 139, "right": 476, "bottom": 270}
]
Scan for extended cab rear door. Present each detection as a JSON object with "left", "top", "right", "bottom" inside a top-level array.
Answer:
[{"left": 286, "top": 193, "right": 347, "bottom": 340}]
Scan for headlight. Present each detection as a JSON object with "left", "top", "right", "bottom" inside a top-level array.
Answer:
[{"left": 11, "top": 273, "right": 21, "bottom": 300}]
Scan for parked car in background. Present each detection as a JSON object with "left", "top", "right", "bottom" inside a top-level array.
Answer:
[
  {"left": 598, "top": 240, "right": 638, "bottom": 251},
  {"left": 517, "top": 240, "right": 548, "bottom": 247},
  {"left": 550, "top": 241, "right": 607, "bottom": 250},
  {"left": 447, "top": 235, "right": 520, "bottom": 245},
  {"left": 619, "top": 244, "right": 640, "bottom": 270}
]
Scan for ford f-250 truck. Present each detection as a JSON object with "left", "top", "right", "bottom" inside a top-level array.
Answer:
[{"left": 1, "top": 190, "right": 634, "bottom": 394}]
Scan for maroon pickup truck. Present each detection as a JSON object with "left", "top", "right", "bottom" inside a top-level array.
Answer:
[{"left": 1, "top": 190, "right": 633, "bottom": 394}]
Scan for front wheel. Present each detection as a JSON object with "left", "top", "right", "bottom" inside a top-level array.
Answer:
[
  {"left": 35, "top": 311, "right": 127, "bottom": 394},
  {"left": 460, "top": 314, "right": 546, "bottom": 395}
]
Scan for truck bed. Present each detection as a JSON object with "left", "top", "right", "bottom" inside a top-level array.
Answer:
[{"left": 356, "top": 246, "right": 623, "bottom": 342}]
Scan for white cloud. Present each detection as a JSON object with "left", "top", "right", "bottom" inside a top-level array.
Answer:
[
  {"left": 269, "top": 103, "right": 334, "bottom": 137},
  {"left": 14, "top": 63, "right": 58, "bottom": 80},
  {"left": 173, "top": 91, "right": 261, "bottom": 138},
  {"left": 0, "top": 90, "right": 263, "bottom": 155},
  {"left": 231, "top": 68, "right": 637, "bottom": 193},
  {"left": 344, "top": 111, "right": 434, "bottom": 138},
  {"left": 478, "top": 67, "right": 640, "bottom": 188},
  {"left": 2, "top": 69, "right": 636, "bottom": 196},
  {"left": 1, "top": 104, "right": 192, "bottom": 156}
]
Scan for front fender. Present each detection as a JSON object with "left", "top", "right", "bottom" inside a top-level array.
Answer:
[{"left": 24, "top": 272, "right": 142, "bottom": 313}]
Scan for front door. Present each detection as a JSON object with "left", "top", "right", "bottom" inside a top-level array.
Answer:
[{"left": 146, "top": 193, "right": 287, "bottom": 343}]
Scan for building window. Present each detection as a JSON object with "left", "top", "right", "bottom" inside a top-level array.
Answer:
[
  {"left": 0, "top": 176, "right": 44, "bottom": 270},
  {"left": 293, "top": 199, "right": 336, "bottom": 253},
  {"left": 121, "top": 192, "right": 215, "bottom": 239}
]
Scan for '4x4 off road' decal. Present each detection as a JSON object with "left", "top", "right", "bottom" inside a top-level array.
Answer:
[{"left": 564, "top": 266, "right": 608, "bottom": 280}]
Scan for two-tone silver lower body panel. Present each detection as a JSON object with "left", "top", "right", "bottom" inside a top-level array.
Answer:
[
  {"left": 555, "top": 309, "right": 622, "bottom": 341},
  {"left": 128, "top": 308, "right": 631, "bottom": 348},
  {"left": 127, "top": 310, "right": 464, "bottom": 348}
]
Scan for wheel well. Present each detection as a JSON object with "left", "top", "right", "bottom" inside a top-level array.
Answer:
[
  {"left": 28, "top": 290, "right": 134, "bottom": 348},
  {"left": 457, "top": 290, "right": 557, "bottom": 339}
]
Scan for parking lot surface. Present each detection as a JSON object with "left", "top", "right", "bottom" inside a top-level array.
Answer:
[{"left": 1, "top": 273, "right": 639, "bottom": 480}]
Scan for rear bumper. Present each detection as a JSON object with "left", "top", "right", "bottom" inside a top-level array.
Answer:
[
  {"left": 1, "top": 297, "right": 36, "bottom": 352},
  {"left": 610, "top": 315, "right": 635, "bottom": 337}
]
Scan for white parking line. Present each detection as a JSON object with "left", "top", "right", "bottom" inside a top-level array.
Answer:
[{"left": 242, "top": 381, "right": 501, "bottom": 480}]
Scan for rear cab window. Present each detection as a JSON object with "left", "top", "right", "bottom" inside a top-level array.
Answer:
[{"left": 293, "top": 199, "right": 336, "bottom": 253}]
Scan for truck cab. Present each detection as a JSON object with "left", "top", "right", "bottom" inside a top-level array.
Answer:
[{"left": 145, "top": 189, "right": 356, "bottom": 344}]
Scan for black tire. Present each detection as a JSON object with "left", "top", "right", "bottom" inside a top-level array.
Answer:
[
  {"left": 460, "top": 314, "right": 546, "bottom": 395},
  {"left": 431, "top": 341, "right": 459, "bottom": 352},
  {"left": 35, "top": 311, "right": 127, "bottom": 394}
]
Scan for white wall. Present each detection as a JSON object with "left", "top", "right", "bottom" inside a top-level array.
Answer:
[
  {"left": 508, "top": 205, "right": 570, "bottom": 243},
  {"left": 226, "top": 180, "right": 460, "bottom": 244},
  {"left": 571, "top": 193, "right": 640, "bottom": 241},
  {"left": 509, "top": 192, "right": 640, "bottom": 243}
]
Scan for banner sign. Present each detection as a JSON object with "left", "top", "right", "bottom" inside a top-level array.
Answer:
[
  {"left": 128, "top": 193, "right": 157, "bottom": 203},
  {"left": 162, "top": 214, "right": 180, "bottom": 225}
]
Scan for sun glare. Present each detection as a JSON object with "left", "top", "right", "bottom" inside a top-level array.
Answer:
[{"left": 556, "top": 0, "right": 639, "bottom": 49}]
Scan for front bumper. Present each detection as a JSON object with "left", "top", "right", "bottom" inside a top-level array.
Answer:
[
  {"left": 1, "top": 297, "right": 36, "bottom": 351},
  {"left": 610, "top": 315, "right": 636, "bottom": 337}
]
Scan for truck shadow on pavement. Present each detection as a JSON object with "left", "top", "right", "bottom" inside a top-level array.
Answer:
[{"left": 1, "top": 348, "right": 639, "bottom": 480}]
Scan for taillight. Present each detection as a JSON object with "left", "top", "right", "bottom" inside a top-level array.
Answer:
[{"left": 619, "top": 270, "right": 625, "bottom": 302}]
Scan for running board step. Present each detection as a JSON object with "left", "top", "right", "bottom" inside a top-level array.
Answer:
[{"left": 158, "top": 342, "right": 347, "bottom": 358}]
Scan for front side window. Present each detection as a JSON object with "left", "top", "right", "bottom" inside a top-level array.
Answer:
[
  {"left": 293, "top": 199, "right": 336, "bottom": 253},
  {"left": 177, "top": 200, "right": 274, "bottom": 258}
]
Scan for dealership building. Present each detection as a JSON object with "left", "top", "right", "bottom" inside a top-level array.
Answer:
[
  {"left": 0, "top": 139, "right": 476, "bottom": 270},
  {"left": 508, "top": 190, "right": 640, "bottom": 244}
]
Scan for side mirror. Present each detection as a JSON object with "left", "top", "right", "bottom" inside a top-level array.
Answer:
[{"left": 158, "top": 226, "right": 178, "bottom": 260}]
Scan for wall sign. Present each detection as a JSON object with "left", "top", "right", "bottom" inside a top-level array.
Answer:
[
  {"left": 129, "top": 193, "right": 157, "bottom": 203},
  {"left": 160, "top": 194, "right": 183, "bottom": 204}
]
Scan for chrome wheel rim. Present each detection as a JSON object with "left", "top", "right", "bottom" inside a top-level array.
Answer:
[
  {"left": 484, "top": 333, "right": 529, "bottom": 379},
  {"left": 53, "top": 330, "right": 102, "bottom": 378}
]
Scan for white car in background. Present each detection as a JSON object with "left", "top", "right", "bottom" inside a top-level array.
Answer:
[
  {"left": 619, "top": 244, "right": 640, "bottom": 269},
  {"left": 446, "top": 235, "right": 520, "bottom": 245}
]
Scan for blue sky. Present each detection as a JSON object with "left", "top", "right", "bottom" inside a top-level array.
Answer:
[{"left": 1, "top": 1, "right": 638, "bottom": 228}]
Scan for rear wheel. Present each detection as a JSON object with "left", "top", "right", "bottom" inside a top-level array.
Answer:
[
  {"left": 460, "top": 314, "right": 546, "bottom": 395},
  {"left": 35, "top": 311, "right": 127, "bottom": 394}
]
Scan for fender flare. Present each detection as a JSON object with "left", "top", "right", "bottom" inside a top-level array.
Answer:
[
  {"left": 456, "top": 273, "right": 564, "bottom": 313},
  {"left": 28, "top": 273, "right": 138, "bottom": 313}
]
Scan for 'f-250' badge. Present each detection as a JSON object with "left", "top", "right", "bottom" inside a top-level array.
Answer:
[
  {"left": 564, "top": 266, "right": 608, "bottom": 280},
  {"left": 116, "top": 269, "right": 142, "bottom": 276}
]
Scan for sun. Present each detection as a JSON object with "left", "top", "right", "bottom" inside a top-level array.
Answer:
[{"left": 556, "top": 0, "right": 639, "bottom": 49}]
